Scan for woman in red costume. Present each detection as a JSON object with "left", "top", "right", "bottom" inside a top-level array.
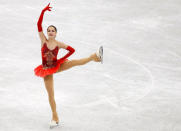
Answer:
[{"left": 34, "top": 3, "right": 103, "bottom": 128}]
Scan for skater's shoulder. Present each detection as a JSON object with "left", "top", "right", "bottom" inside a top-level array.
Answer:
[{"left": 56, "top": 41, "right": 68, "bottom": 49}]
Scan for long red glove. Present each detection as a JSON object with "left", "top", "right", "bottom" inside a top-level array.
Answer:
[
  {"left": 37, "top": 3, "right": 52, "bottom": 32},
  {"left": 59, "top": 46, "right": 75, "bottom": 61}
]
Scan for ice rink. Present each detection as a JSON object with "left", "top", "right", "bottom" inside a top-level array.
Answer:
[{"left": 0, "top": 0, "right": 181, "bottom": 130}]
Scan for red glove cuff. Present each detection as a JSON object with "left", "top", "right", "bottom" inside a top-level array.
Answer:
[{"left": 66, "top": 45, "right": 75, "bottom": 52}]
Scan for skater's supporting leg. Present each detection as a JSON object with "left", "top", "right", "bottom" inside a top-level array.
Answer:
[
  {"left": 56, "top": 53, "right": 100, "bottom": 73},
  {"left": 43, "top": 74, "right": 59, "bottom": 122}
]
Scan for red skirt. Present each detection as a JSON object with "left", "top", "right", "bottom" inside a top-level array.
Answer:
[{"left": 34, "top": 58, "right": 69, "bottom": 78}]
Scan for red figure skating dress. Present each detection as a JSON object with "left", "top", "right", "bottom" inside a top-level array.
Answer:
[{"left": 34, "top": 43, "right": 70, "bottom": 77}]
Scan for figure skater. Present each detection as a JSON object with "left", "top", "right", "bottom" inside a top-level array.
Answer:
[{"left": 34, "top": 3, "right": 103, "bottom": 129}]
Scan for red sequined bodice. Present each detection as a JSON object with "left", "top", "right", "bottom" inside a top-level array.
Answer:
[{"left": 41, "top": 43, "right": 59, "bottom": 69}]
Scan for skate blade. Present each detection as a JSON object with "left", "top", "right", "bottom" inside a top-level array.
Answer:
[
  {"left": 50, "top": 124, "right": 59, "bottom": 129},
  {"left": 99, "top": 46, "right": 103, "bottom": 64},
  {"left": 49, "top": 120, "right": 59, "bottom": 129}
]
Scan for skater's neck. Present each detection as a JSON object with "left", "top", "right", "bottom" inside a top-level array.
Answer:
[{"left": 48, "top": 38, "right": 56, "bottom": 43}]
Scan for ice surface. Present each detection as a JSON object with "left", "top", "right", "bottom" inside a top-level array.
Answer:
[{"left": 0, "top": 0, "right": 181, "bottom": 131}]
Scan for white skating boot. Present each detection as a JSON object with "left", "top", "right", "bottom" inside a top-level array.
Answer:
[
  {"left": 96, "top": 46, "right": 103, "bottom": 64},
  {"left": 49, "top": 120, "right": 59, "bottom": 129}
]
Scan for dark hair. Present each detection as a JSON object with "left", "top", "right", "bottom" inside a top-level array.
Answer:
[{"left": 47, "top": 25, "right": 57, "bottom": 32}]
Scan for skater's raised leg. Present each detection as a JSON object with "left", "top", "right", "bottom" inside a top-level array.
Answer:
[
  {"left": 43, "top": 74, "right": 59, "bottom": 123},
  {"left": 56, "top": 52, "right": 101, "bottom": 73}
]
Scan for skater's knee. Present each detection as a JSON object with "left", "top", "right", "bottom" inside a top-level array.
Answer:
[
  {"left": 69, "top": 59, "right": 80, "bottom": 66},
  {"left": 69, "top": 59, "right": 87, "bottom": 66},
  {"left": 48, "top": 94, "right": 55, "bottom": 100},
  {"left": 46, "top": 88, "right": 55, "bottom": 98}
]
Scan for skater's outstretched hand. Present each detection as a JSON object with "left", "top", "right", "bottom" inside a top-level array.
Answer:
[
  {"left": 42, "top": 3, "right": 52, "bottom": 12},
  {"left": 37, "top": 3, "right": 52, "bottom": 33}
]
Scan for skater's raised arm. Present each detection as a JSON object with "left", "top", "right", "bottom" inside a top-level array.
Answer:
[
  {"left": 57, "top": 41, "right": 75, "bottom": 60},
  {"left": 37, "top": 3, "right": 52, "bottom": 43}
]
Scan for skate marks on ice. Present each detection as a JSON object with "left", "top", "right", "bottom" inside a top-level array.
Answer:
[{"left": 61, "top": 46, "right": 154, "bottom": 109}]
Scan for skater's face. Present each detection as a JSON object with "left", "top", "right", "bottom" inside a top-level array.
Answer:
[{"left": 47, "top": 26, "right": 57, "bottom": 39}]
